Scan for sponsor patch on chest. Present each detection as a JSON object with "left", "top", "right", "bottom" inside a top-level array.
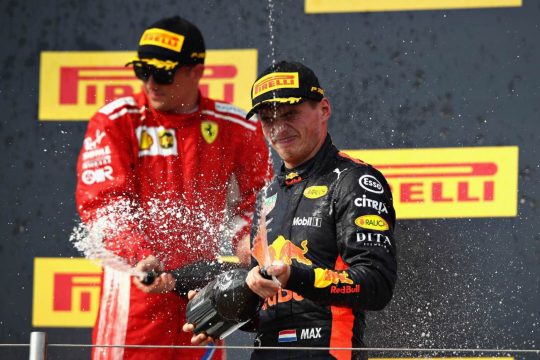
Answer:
[
  {"left": 303, "top": 185, "right": 328, "bottom": 199},
  {"left": 136, "top": 126, "right": 178, "bottom": 157},
  {"left": 292, "top": 216, "right": 322, "bottom": 227}
]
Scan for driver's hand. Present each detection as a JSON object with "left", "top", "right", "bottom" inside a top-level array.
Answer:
[{"left": 133, "top": 255, "right": 176, "bottom": 293}]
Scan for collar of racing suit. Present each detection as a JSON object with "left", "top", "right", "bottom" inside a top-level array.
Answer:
[{"left": 277, "top": 133, "right": 335, "bottom": 187}]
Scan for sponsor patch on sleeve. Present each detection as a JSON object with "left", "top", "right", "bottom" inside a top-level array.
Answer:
[
  {"left": 355, "top": 232, "right": 392, "bottom": 252},
  {"left": 314, "top": 268, "right": 354, "bottom": 288},
  {"left": 358, "top": 174, "right": 384, "bottom": 194},
  {"left": 354, "top": 215, "right": 389, "bottom": 231}
]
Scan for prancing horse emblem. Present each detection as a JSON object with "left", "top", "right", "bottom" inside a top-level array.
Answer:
[{"left": 201, "top": 121, "right": 218, "bottom": 144}]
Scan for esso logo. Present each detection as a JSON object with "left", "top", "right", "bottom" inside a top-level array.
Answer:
[{"left": 358, "top": 175, "right": 384, "bottom": 194}]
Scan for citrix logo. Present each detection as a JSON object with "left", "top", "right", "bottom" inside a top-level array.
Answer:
[{"left": 354, "top": 194, "right": 388, "bottom": 214}]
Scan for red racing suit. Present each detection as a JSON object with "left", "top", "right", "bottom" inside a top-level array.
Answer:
[{"left": 76, "top": 91, "right": 271, "bottom": 360}]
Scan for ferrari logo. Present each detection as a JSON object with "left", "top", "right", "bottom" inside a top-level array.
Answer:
[{"left": 201, "top": 121, "right": 218, "bottom": 144}]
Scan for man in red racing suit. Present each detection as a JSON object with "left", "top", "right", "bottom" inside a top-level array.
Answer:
[{"left": 75, "top": 16, "right": 271, "bottom": 360}]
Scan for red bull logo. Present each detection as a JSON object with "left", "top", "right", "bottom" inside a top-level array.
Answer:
[
  {"left": 262, "top": 289, "right": 305, "bottom": 310},
  {"left": 314, "top": 268, "right": 354, "bottom": 288},
  {"left": 252, "top": 235, "right": 312, "bottom": 267},
  {"left": 330, "top": 285, "right": 360, "bottom": 294}
]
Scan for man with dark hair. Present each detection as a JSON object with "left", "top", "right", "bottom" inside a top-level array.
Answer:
[
  {"left": 76, "top": 16, "right": 271, "bottom": 360},
  {"left": 185, "top": 61, "right": 397, "bottom": 360}
]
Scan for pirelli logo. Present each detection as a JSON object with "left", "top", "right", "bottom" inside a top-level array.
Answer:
[
  {"left": 344, "top": 147, "right": 519, "bottom": 219},
  {"left": 139, "top": 28, "right": 184, "bottom": 52},
  {"left": 305, "top": 0, "right": 522, "bottom": 13},
  {"left": 252, "top": 72, "right": 299, "bottom": 98},
  {"left": 39, "top": 49, "right": 257, "bottom": 120},
  {"left": 33, "top": 258, "right": 101, "bottom": 327}
]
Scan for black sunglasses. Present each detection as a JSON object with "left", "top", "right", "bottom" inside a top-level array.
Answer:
[{"left": 133, "top": 63, "right": 177, "bottom": 85}]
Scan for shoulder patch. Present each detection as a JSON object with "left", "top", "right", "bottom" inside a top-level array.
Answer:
[
  {"left": 99, "top": 97, "right": 138, "bottom": 116},
  {"left": 201, "top": 108, "right": 257, "bottom": 131},
  {"left": 214, "top": 102, "right": 249, "bottom": 120},
  {"left": 337, "top": 151, "right": 367, "bottom": 166}
]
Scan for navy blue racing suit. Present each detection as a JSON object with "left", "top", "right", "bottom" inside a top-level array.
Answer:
[{"left": 249, "top": 135, "right": 397, "bottom": 360}]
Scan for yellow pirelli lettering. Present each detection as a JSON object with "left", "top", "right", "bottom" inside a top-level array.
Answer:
[
  {"left": 39, "top": 49, "right": 257, "bottom": 120},
  {"left": 252, "top": 72, "right": 299, "bottom": 98},
  {"left": 343, "top": 146, "right": 519, "bottom": 219},
  {"left": 140, "top": 28, "right": 185, "bottom": 52},
  {"left": 33, "top": 257, "right": 102, "bottom": 327}
]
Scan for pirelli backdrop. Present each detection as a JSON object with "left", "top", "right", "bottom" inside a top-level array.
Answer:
[{"left": 0, "top": 0, "right": 538, "bottom": 359}]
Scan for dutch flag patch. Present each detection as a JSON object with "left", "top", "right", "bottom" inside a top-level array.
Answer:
[{"left": 278, "top": 329, "right": 297, "bottom": 343}]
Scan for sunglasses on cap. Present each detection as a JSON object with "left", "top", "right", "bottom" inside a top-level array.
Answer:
[{"left": 133, "top": 63, "right": 178, "bottom": 85}]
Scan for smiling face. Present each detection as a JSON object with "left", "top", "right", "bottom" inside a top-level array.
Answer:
[
  {"left": 142, "top": 64, "right": 204, "bottom": 113},
  {"left": 259, "top": 98, "right": 331, "bottom": 169}
]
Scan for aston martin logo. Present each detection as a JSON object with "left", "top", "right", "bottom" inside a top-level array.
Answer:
[{"left": 201, "top": 121, "right": 218, "bottom": 144}]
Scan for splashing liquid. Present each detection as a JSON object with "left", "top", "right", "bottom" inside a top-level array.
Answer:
[
  {"left": 70, "top": 197, "right": 248, "bottom": 274},
  {"left": 268, "top": 0, "right": 276, "bottom": 66}
]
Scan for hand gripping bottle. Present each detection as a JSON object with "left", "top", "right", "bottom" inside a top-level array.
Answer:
[{"left": 185, "top": 268, "right": 261, "bottom": 340}]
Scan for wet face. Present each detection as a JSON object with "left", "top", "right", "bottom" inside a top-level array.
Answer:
[
  {"left": 143, "top": 64, "right": 203, "bottom": 113},
  {"left": 259, "top": 99, "right": 331, "bottom": 168}
]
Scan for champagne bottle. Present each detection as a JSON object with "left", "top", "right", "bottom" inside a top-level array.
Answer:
[{"left": 185, "top": 268, "right": 262, "bottom": 340}]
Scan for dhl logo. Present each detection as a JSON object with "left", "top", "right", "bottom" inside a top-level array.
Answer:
[
  {"left": 140, "top": 28, "right": 184, "bottom": 52},
  {"left": 305, "top": 0, "right": 522, "bottom": 13},
  {"left": 39, "top": 50, "right": 257, "bottom": 120},
  {"left": 252, "top": 72, "right": 299, "bottom": 98},
  {"left": 344, "top": 146, "right": 518, "bottom": 219},
  {"left": 252, "top": 235, "right": 312, "bottom": 267},
  {"left": 33, "top": 258, "right": 101, "bottom": 327}
]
